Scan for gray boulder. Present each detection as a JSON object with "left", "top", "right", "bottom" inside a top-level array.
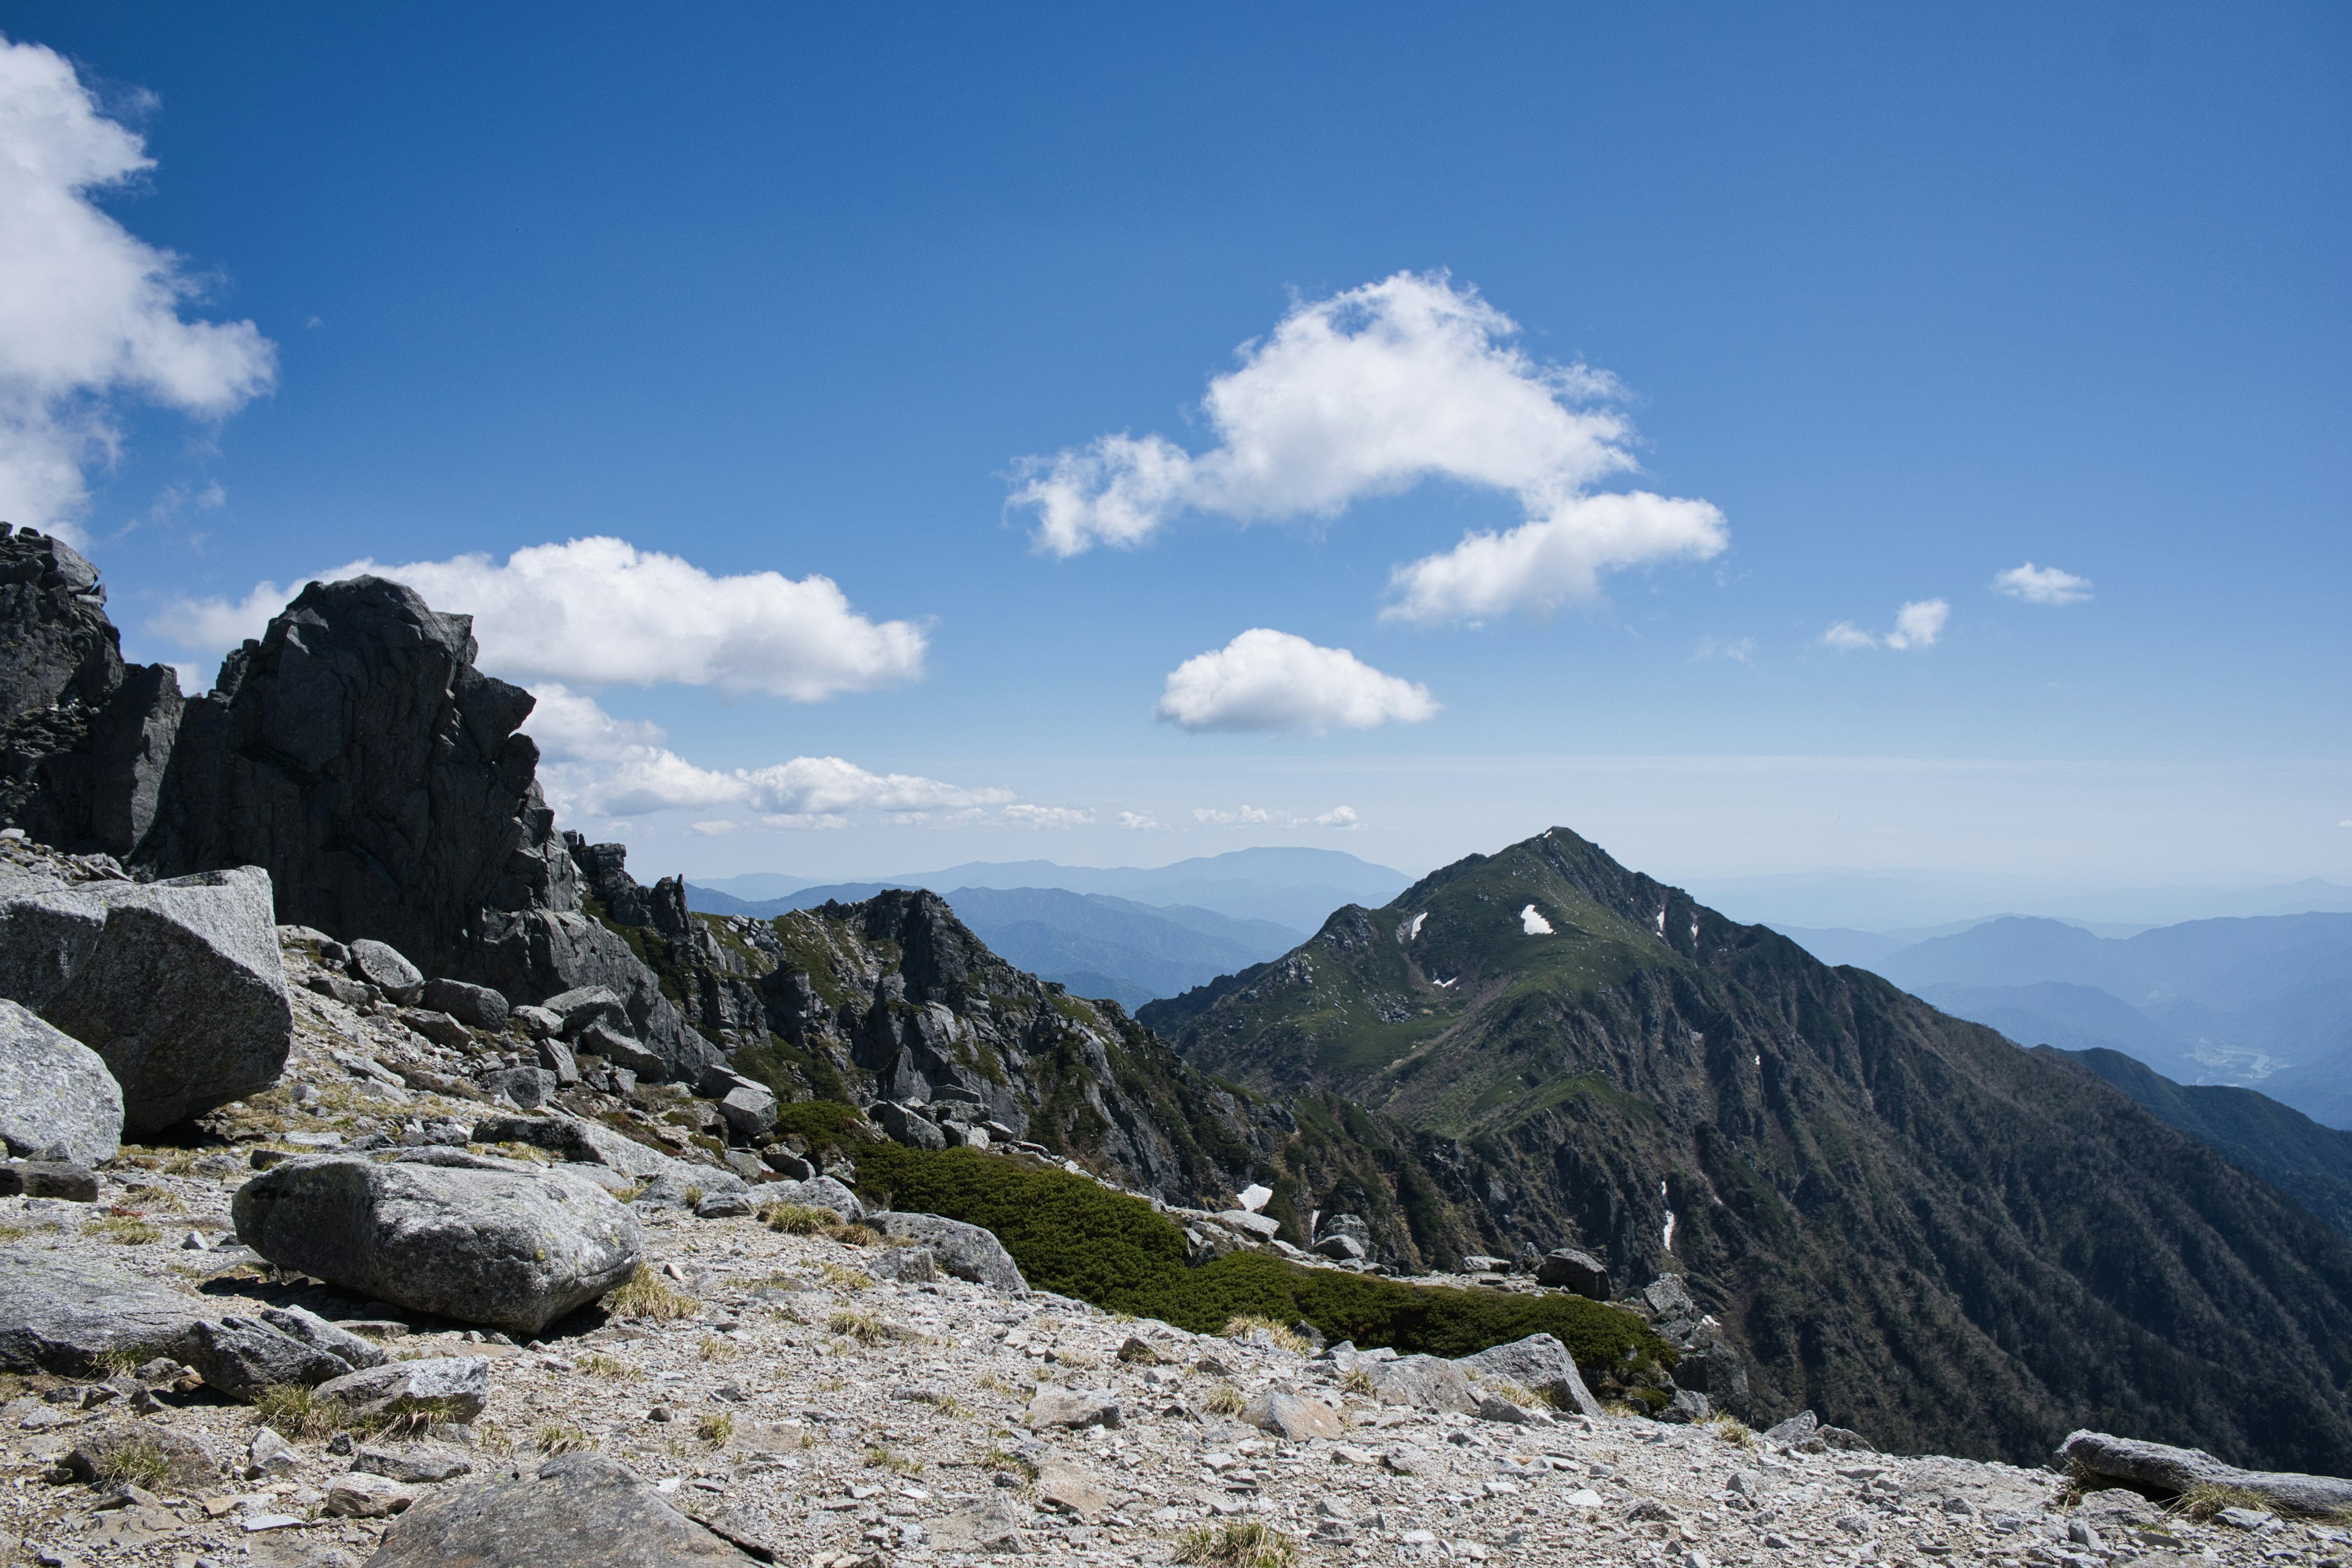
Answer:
[
  {"left": 872, "top": 1099, "right": 946, "bottom": 1149},
  {"left": 0, "top": 1245, "right": 211, "bottom": 1374},
  {"left": 423, "top": 976, "right": 508, "bottom": 1030},
  {"left": 1534, "top": 1247, "right": 1610, "bottom": 1299},
  {"left": 2060, "top": 1430, "right": 2352, "bottom": 1517},
  {"left": 873, "top": 1211, "right": 1027, "bottom": 1294},
  {"left": 58, "top": 1420, "right": 224, "bottom": 1493},
  {"left": 545, "top": 986, "right": 627, "bottom": 1036},
  {"left": 233, "top": 1149, "right": 643, "bottom": 1335},
  {"left": 575, "top": 1019, "right": 666, "bottom": 1078},
  {"left": 0, "top": 997, "right": 122, "bottom": 1166},
  {"left": 1762, "top": 1410, "right": 1819, "bottom": 1446},
  {"left": 363, "top": 1452, "right": 760, "bottom": 1566},
  {"left": 1455, "top": 1332, "right": 1604, "bottom": 1418},
  {"left": 400, "top": 1008, "right": 473, "bottom": 1049},
  {"left": 0, "top": 864, "right": 290, "bottom": 1133},
  {"left": 764, "top": 1175, "right": 864, "bottom": 1221},
  {"left": 471, "top": 1109, "right": 679, "bottom": 1182},
  {"left": 178, "top": 1305, "right": 390, "bottom": 1400},
  {"left": 1363, "top": 1354, "right": 1479, "bottom": 1414},
  {"left": 1242, "top": 1383, "right": 1346, "bottom": 1441},
  {"left": 349, "top": 940, "right": 425, "bottom": 1003},
  {"left": 534, "top": 1038, "right": 580, "bottom": 1083},
  {"left": 509, "top": 1004, "right": 563, "bottom": 1039},
  {"left": 353, "top": 1444, "right": 474, "bottom": 1484},
  {"left": 1025, "top": 1388, "right": 1120, "bottom": 1430},
  {"left": 316, "top": 1355, "right": 491, "bottom": 1423},
  {"left": 0, "top": 1159, "right": 99, "bottom": 1199},
  {"left": 480, "top": 1066, "right": 558, "bottom": 1109}
]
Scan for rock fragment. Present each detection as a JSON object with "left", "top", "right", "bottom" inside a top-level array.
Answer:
[
  {"left": 314, "top": 1355, "right": 491, "bottom": 1423},
  {"left": 349, "top": 940, "right": 426, "bottom": 1003},
  {"left": 363, "top": 1452, "right": 761, "bottom": 1566},
  {"left": 873, "top": 1211, "right": 1027, "bottom": 1294},
  {"left": 1455, "top": 1331, "right": 1603, "bottom": 1418},
  {"left": 0, "top": 998, "right": 121, "bottom": 1166},
  {"left": 1025, "top": 1388, "right": 1120, "bottom": 1430},
  {"left": 2061, "top": 1428, "right": 2352, "bottom": 1517}
]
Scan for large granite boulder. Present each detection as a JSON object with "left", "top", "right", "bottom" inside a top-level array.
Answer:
[
  {"left": 873, "top": 1211, "right": 1028, "bottom": 1294},
  {"left": 0, "top": 997, "right": 122, "bottom": 1164},
  {"left": 0, "top": 863, "right": 290, "bottom": 1131},
  {"left": 0, "top": 1245, "right": 211, "bottom": 1374},
  {"left": 233, "top": 1148, "right": 643, "bottom": 1335},
  {"left": 1534, "top": 1246, "right": 1610, "bottom": 1298},
  {"left": 2061, "top": 1430, "right": 2352, "bottom": 1517},
  {"left": 1362, "top": 1354, "right": 1479, "bottom": 1414},
  {"left": 363, "top": 1452, "right": 759, "bottom": 1566},
  {"left": 1455, "top": 1332, "right": 1604, "bottom": 1418}
]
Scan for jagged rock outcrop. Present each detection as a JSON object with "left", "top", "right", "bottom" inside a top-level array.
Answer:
[{"left": 0, "top": 560, "right": 720, "bottom": 1086}]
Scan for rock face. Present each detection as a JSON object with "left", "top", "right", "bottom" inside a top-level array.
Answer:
[
  {"left": 2061, "top": 1429, "right": 2352, "bottom": 1517},
  {"left": 0, "top": 564, "right": 721, "bottom": 1088},
  {"left": 0, "top": 1245, "right": 210, "bottom": 1374},
  {"left": 363, "top": 1452, "right": 759, "bottom": 1567},
  {"left": 0, "top": 863, "right": 291, "bottom": 1131},
  {"left": 233, "top": 1149, "right": 643, "bottom": 1335},
  {"left": 0, "top": 997, "right": 123, "bottom": 1164}
]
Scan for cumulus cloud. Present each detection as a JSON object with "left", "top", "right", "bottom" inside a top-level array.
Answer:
[
  {"left": 1193, "top": 803, "right": 1361, "bottom": 829},
  {"left": 1118, "top": 811, "right": 1164, "bottom": 831},
  {"left": 0, "top": 39, "right": 277, "bottom": 541},
  {"left": 1009, "top": 271, "right": 1725, "bottom": 619},
  {"left": 524, "top": 684, "right": 1082, "bottom": 830},
  {"left": 1155, "top": 628, "right": 1438, "bottom": 734},
  {"left": 1992, "top": 562, "right": 2092, "bottom": 605},
  {"left": 1822, "top": 598, "right": 1950, "bottom": 653},
  {"left": 150, "top": 537, "right": 926, "bottom": 701}
]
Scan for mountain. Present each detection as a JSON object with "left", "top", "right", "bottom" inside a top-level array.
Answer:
[
  {"left": 1762, "top": 924, "right": 1907, "bottom": 968},
  {"left": 1872, "top": 913, "right": 2352, "bottom": 1124},
  {"left": 2038, "top": 1047, "right": 2352, "bottom": 1240},
  {"left": 684, "top": 882, "right": 1305, "bottom": 1008},
  {"left": 1142, "top": 826, "right": 2352, "bottom": 1474},
  {"left": 692, "top": 848, "right": 1409, "bottom": 934}
]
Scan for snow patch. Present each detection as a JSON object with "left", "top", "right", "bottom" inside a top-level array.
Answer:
[
  {"left": 1431, "top": 976, "right": 1457, "bottom": 989},
  {"left": 1662, "top": 1210, "right": 1677, "bottom": 1253},
  {"left": 1654, "top": 908, "right": 1665, "bottom": 937},
  {"left": 1520, "top": 903, "right": 1553, "bottom": 935},
  {"left": 1238, "top": 1184, "right": 1273, "bottom": 1213},
  {"left": 1407, "top": 912, "right": 1427, "bottom": 941}
]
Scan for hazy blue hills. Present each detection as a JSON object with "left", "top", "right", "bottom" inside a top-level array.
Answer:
[
  {"left": 693, "top": 846, "right": 1409, "bottom": 933},
  {"left": 2040, "top": 1046, "right": 2352, "bottom": 1239},
  {"left": 684, "top": 880, "right": 1305, "bottom": 1008},
  {"left": 1772, "top": 911, "right": 2352, "bottom": 1128}
]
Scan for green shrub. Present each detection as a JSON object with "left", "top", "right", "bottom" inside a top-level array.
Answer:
[
  {"left": 856, "top": 1145, "right": 1666, "bottom": 1374},
  {"left": 767, "top": 1099, "right": 870, "bottom": 1161}
]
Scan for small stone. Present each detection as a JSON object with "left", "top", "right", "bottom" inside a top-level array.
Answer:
[
  {"left": 1025, "top": 1389, "right": 1120, "bottom": 1431},
  {"left": 325, "top": 1470, "right": 418, "bottom": 1518}
]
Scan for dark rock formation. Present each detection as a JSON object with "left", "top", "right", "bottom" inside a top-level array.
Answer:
[{"left": 0, "top": 559, "right": 720, "bottom": 1085}]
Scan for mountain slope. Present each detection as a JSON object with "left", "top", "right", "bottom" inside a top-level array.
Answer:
[
  {"left": 2036, "top": 1047, "right": 2352, "bottom": 1238},
  {"left": 685, "top": 882, "right": 1303, "bottom": 1005},
  {"left": 1142, "top": 826, "right": 2352, "bottom": 1474}
]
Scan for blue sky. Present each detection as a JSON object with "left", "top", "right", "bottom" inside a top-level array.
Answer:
[{"left": 2, "top": 3, "right": 2345, "bottom": 908}]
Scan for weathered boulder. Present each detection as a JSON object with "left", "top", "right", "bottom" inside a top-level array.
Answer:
[
  {"left": 233, "top": 1150, "right": 643, "bottom": 1335},
  {"left": 328, "top": 1470, "right": 420, "bottom": 1518},
  {"left": 480, "top": 1065, "right": 558, "bottom": 1109},
  {"left": 176, "top": 1305, "right": 390, "bottom": 1401},
  {"left": 423, "top": 976, "right": 508, "bottom": 1030},
  {"left": 0, "top": 997, "right": 121, "bottom": 1165},
  {"left": 349, "top": 940, "right": 424, "bottom": 1003},
  {"left": 0, "top": 864, "right": 290, "bottom": 1132},
  {"left": 873, "top": 1099, "right": 946, "bottom": 1149},
  {"left": 2061, "top": 1430, "right": 2352, "bottom": 1517},
  {"left": 316, "top": 1355, "right": 491, "bottom": 1423},
  {"left": 510, "top": 1003, "right": 562, "bottom": 1038},
  {"left": 58, "top": 1421, "right": 223, "bottom": 1493},
  {"left": 1455, "top": 1332, "right": 1604, "bottom": 1418},
  {"left": 1025, "top": 1387, "right": 1120, "bottom": 1430},
  {"left": 1242, "top": 1383, "right": 1347, "bottom": 1441},
  {"left": 873, "top": 1211, "right": 1027, "bottom": 1294},
  {"left": 545, "top": 986, "right": 627, "bottom": 1035},
  {"left": 1671, "top": 1330, "right": 1753, "bottom": 1420},
  {"left": 471, "top": 1109, "right": 680, "bottom": 1182},
  {"left": 1534, "top": 1247, "right": 1610, "bottom": 1299},
  {"left": 0, "top": 1159, "right": 99, "bottom": 1199},
  {"left": 353, "top": 1444, "right": 473, "bottom": 1484},
  {"left": 0, "top": 1245, "right": 211, "bottom": 1374},
  {"left": 1762, "top": 1409, "right": 1819, "bottom": 1446},
  {"left": 363, "top": 1452, "right": 760, "bottom": 1566},
  {"left": 1363, "top": 1354, "right": 1479, "bottom": 1414},
  {"left": 764, "top": 1175, "right": 865, "bottom": 1221},
  {"left": 929, "top": 1492, "right": 1031, "bottom": 1553}
]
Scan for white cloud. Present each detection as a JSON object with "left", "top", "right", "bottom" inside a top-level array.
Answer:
[
  {"left": 1155, "top": 628, "right": 1438, "bottom": 734},
  {"left": 1992, "top": 562, "right": 2093, "bottom": 605},
  {"left": 151, "top": 537, "right": 925, "bottom": 701},
  {"left": 1002, "top": 805, "right": 1095, "bottom": 829},
  {"left": 1695, "top": 635, "right": 1757, "bottom": 663},
  {"left": 1382, "top": 491, "right": 1728, "bottom": 625},
  {"left": 1118, "top": 811, "right": 1165, "bottom": 831},
  {"left": 523, "top": 685, "right": 1081, "bottom": 834},
  {"left": 1009, "top": 271, "right": 1725, "bottom": 619},
  {"left": 0, "top": 39, "right": 276, "bottom": 541},
  {"left": 1194, "top": 805, "right": 1275, "bottom": 826},
  {"left": 1821, "top": 598, "right": 1950, "bottom": 653},
  {"left": 1313, "top": 805, "right": 1360, "bottom": 829}
]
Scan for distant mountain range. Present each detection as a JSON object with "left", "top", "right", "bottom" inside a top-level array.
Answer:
[
  {"left": 692, "top": 846, "right": 1410, "bottom": 935},
  {"left": 1769, "top": 913, "right": 2352, "bottom": 1129}
]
